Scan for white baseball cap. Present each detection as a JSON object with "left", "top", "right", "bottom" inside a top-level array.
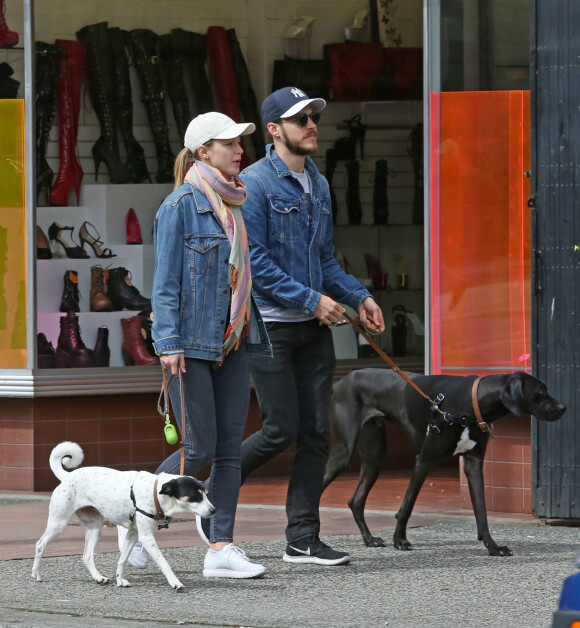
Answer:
[{"left": 184, "top": 112, "right": 255, "bottom": 153}]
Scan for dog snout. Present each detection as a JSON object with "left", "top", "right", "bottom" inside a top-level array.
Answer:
[{"left": 537, "top": 400, "right": 567, "bottom": 422}]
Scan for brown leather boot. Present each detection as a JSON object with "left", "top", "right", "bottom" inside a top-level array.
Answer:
[
  {"left": 90, "top": 265, "right": 113, "bottom": 312},
  {"left": 121, "top": 315, "right": 159, "bottom": 366}
]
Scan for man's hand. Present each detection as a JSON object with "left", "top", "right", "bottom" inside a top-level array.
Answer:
[
  {"left": 314, "top": 294, "right": 346, "bottom": 325},
  {"left": 161, "top": 352, "right": 186, "bottom": 375},
  {"left": 358, "top": 297, "right": 385, "bottom": 334}
]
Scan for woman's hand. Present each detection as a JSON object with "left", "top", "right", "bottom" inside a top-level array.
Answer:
[{"left": 161, "top": 352, "right": 186, "bottom": 375}]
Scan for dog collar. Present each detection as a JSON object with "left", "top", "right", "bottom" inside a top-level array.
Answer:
[
  {"left": 471, "top": 377, "right": 493, "bottom": 433},
  {"left": 129, "top": 480, "right": 172, "bottom": 530}
]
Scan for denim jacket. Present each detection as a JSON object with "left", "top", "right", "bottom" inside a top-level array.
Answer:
[
  {"left": 240, "top": 144, "right": 371, "bottom": 314},
  {"left": 151, "top": 182, "right": 272, "bottom": 360}
]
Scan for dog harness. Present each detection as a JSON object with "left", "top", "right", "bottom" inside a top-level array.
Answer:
[
  {"left": 427, "top": 377, "right": 493, "bottom": 436},
  {"left": 129, "top": 479, "right": 172, "bottom": 530}
]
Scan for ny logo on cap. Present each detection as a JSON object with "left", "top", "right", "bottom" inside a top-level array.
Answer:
[{"left": 291, "top": 88, "right": 306, "bottom": 99}]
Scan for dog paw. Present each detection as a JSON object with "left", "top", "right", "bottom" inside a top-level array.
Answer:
[
  {"left": 31, "top": 573, "right": 42, "bottom": 582},
  {"left": 116, "top": 579, "right": 131, "bottom": 587},
  {"left": 171, "top": 580, "right": 184, "bottom": 590},
  {"left": 97, "top": 577, "right": 110, "bottom": 585},
  {"left": 364, "top": 536, "right": 386, "bottom": 548},
  {"left": 488, "top": 545, "right": 512, "bottom": 557},
  {"left": 393, "top": 539, "right": 412, "bottom": 551}
]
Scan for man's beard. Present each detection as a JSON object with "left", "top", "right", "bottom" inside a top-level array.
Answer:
[{"left": 279, "top": 126, "right": 317, "bottom": 156}]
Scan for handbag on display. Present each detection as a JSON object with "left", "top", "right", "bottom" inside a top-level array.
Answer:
[{"left": 125, "top": 207, "right": 143, "bottom": 244}]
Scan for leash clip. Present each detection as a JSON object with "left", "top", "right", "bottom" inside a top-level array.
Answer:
[
  {"left": 435, "top": 393, "right": 445, "bottom": 405},
  {"left": 157, "top": 517, "right": 171, "bottom": 530}
]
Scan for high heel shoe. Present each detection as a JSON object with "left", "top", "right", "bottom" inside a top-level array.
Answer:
[
  {"left": 364, "top": 254, "right": 388, "bottom": 290},
  {"left": 92, "top": 138, "right": 132, "bottom": 184},
  {"left": 48, "top": 222, "right": 89, "bottom": 259},
  {"left": 79, "top": 221, "right": 116, "bottom": 258},
  {"left": 36, "top": 226, "right": 52, "bottom": 259}
]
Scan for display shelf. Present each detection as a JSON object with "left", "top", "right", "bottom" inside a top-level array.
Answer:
[{"left": 35, "top": 182, "right": 168, "bottom": 388}]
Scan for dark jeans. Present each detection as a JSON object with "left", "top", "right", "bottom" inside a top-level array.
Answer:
[
  {"left": 156, "top": 345, "right": 250, "bottom": 544},
  {"left": 241, "top": 320, "right": 336, "bottom": 543}
]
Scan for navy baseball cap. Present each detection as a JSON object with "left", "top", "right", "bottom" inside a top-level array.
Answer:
[{"left": 261, "top": 87, "right": 326, "bottom": 126}]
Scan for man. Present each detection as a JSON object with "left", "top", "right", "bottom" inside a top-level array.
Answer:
[{"left": 240, "top": 87, "right": 385, "bottom": 566}]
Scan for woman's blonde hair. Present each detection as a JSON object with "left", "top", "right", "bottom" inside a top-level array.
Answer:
[{"left": 173, "top": 141, "right": 214, "bottom": 189}]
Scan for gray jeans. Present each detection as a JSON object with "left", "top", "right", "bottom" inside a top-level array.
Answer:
[{"left": 156, "top": 344, "right": 249, "bottom": 544}]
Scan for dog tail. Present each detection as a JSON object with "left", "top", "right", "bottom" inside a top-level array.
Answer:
[{"left": 49, "top": 441, "right": 84, "bottom": 482}]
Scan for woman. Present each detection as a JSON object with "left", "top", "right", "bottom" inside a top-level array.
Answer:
[{"left": 125, "top": 112, "right": 271, "bottom": 578}]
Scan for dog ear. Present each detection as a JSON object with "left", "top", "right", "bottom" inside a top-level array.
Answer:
[
  {"left": 159, "top": 479, "right": 178, "bottom": 497},
  {"left": 500, "top": 374, "right": 525, "bottom": 415}
]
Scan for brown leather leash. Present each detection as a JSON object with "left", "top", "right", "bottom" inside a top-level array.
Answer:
[
  {"left": 158, "top": 368, "right": 187, "bottom": 475},
  {"left": 341, "top": 312, "right": 492, "bottom": 433}
]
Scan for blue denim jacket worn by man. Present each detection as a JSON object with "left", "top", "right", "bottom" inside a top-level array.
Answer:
[
  {"left": 238, "top": 87, "right": 384, "bottom": 567},
  {"left": 151, "top": 182, "right": 271, "bottom": 360},
  {"left": 241, "top": 144, "right": 371, "bottom": 314}
]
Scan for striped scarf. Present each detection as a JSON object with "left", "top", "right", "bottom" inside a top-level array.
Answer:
[{"left": 185, "top": 161, "right": 252, "bottom": 359}]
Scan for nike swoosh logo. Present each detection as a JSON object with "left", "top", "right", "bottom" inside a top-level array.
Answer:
[{"left": 289, "top": 545, "right": 311, "bottom": 555}]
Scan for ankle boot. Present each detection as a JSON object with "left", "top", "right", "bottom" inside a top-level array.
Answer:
[
  {"left": 138, "top": 309, "right": 156, "bottom": 356},
  {"left": 108, "top": 27, "right": 150, "bottom": 184},
  {"left": 171, "top": 28, "right": 214, "bottom": 116},
  {"left": 226, "top": 28, "right": 265, "bottom": 162},
  {"left": 76, "top": 22, "right": 131, "bottom": 184},
  {"left": 55, "top": 312, "right": 97, "bottom": 368},
  {"left": 408, "top": 122, "right": 424, "bottom": 225},
  {"left": 373, "top": 159, "right": 389, "bottom": 225},
  {"left": 90, "top": 265, "right": 113, "bottom": 312},
  {"left": 35, "top": 42, "right": 62, "bottom": 205},
  {"left": 50, "top": 40, "right": 85, "bottom": 206},
  {"left": 93, "top": 325, "right": 110, "bottom": 367},
  {"left": 0, "top": 0, "right": 18, "bottom": 48},
  {"left": 121, "top": 316, "right": 160, "bottom": 366},
  {"left": 158, "top": 32, "right": 191, "bottom": 142},
  {"left": 325, "top": 148, "right": 339, "bottom": 225},
  {"left": 60, "top": 269, "right": 80, "bottom": 313},
  {"left": 0, "top": 61, "right": 19, "bottom": 98},
  {"left": 345, "top": 160, "right": 362, "bottom": 226},
  {"left": 127, "top": 29, "right": 175, "bottom": 183},
  {"left": 37, "top": 332, "right": 56, "bottom": 368},
  {"left": 107, "top": 266, "right": 151, "bottom": 311}
]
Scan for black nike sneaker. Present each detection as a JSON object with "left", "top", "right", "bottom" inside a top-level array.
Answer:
[{"left": 283, "top": 537, "right": 351, "bottom": 565}]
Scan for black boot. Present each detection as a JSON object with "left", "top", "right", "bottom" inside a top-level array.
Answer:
[
  {"left": 227, "top": 28, "right": 265, "bottom": 161},
  {"left": 93, "top": 325, "right": 110, "bottom": 367},
  {"left": 0, "top": 61, "right": 19, "bottom": 98},
  {"left": 171, "top": 28, "right": 214, "bottom": 115},
  {"left": 408, "top": 123, "right": 424, "bottom": 225},
  {"left": 108, "top": 27, "right": 150, "bottom": 184},
  {"left": 55, "top": 311, "right": 97, "bottom": 368},
  {"left": 138, "top": 309, "right": 156, "bottom": 356},
  {"left": 59, "top": 269, "right": 80, "bottom": 313},
  {"left": 345, "top": 160, "right": 362, "bottom": 226},
  {"left": 158, "top": 32, "right": 191, "bottom": 142},
  {"left": 76, "top": 22, "right": 132, "bottom": 184},
  {"left": 37, "top": 333, "right": 56, "bottom": 368},
  {"left": 325, "top": 148, "right": 340, "bottom": 225},
  {"left": 35, "top": 42, "right": 62, "bottom": 204},
  {"left": 107, "top": 266, "right": 151, "bottom": 310},
  {"left": 373, "top": 159, "right": 389, "bottom": 225},
  {"left": 127, "top": 29, "right": 175, "bottom": 183}
]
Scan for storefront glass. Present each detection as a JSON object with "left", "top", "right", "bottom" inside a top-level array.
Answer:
[
  {"left": 427, "top": 0, "right": 532, "bottom": 375},
  {"left": 0, "top": 99, "right": 27, "bottom": 369}
]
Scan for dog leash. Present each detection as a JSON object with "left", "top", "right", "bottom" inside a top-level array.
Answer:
[
  {"left": 157, "top": 369, "right": 186, "bottom": 475},
  {"left": 340, "top": 312, "right": 492, "bottom": 433}
]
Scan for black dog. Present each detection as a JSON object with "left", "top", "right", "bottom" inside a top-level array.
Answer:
[{"left": 322, "top": 370, "right": 566, "bottom": 556}]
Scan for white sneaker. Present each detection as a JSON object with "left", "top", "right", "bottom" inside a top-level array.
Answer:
[
  {"left": 203, "top": 543, "right": 266, "bottom": 579},
  {"left": 117, "top": 525, "right": 149, "bottom": 569},
  {"left": 196, "top": 515, "right": 210, "bottom": 546}
]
